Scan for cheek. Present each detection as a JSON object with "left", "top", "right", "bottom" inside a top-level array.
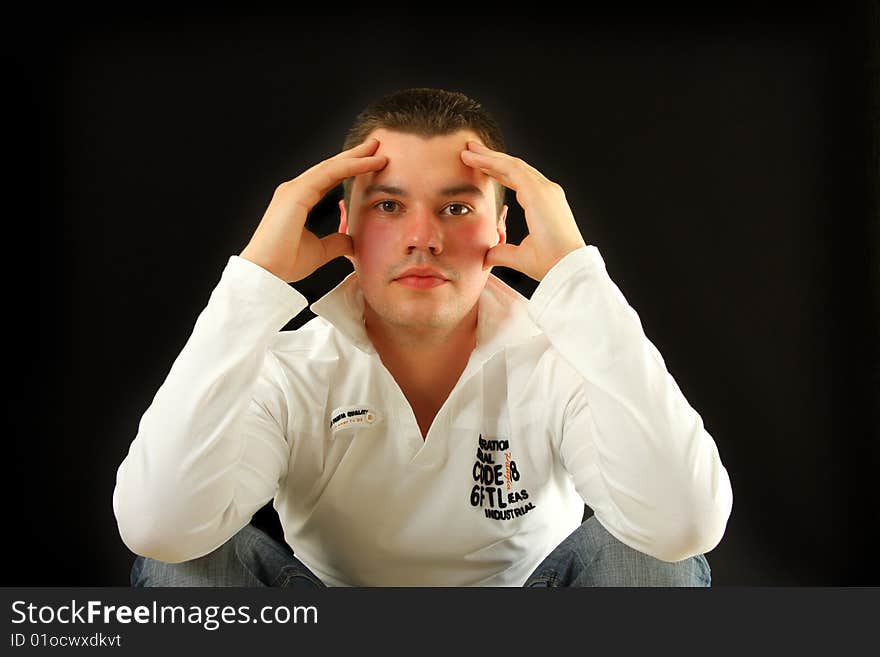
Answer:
[
  {"left": 352, "top": 222, "right": 395, "bottom": 276},
  {"left": 448, "top": 223, "right": 496, "bottom": 262}
]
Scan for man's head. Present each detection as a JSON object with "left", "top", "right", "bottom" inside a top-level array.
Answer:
[
  {"left": 337, "top": 88, "right": 510, "bottom": 338},
  {"left": 340, "top": 88, "right": 507, "bottom": 220}
]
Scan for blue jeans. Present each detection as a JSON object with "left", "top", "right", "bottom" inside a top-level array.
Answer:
[{"left": 130, "top": 515, "right": 711, "bottom": 587}]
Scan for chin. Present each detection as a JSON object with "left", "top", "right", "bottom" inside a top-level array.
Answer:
[{"left": 392, "top": 303, "right": 460, "bottom": 330}]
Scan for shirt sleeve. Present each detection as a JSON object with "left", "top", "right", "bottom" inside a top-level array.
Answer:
[
  {"left": 528, "top": 245, "right": 734, "bottom": 563},
  {"left": 112, "top": 256, "right": 308, "bottom": 563}
]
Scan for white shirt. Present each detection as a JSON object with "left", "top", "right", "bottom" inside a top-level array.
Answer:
[{"left": 112, "top": 245, "right": 733, "bottom": 586}]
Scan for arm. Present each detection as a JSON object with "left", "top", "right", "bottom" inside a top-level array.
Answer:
[
  {"left": 113, "top": 137, "right": 389, "bottom": 562},
  {"left": 529, "top": 246, "right": 733, "bottom": 562},
  {"left": 462, "top": 141, "right": 732, "bottom": 562},
  {"left": 112, "top": 258, "right": 307, "bottom": 563}
]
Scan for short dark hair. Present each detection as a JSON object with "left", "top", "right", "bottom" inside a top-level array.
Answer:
[{"left": 341, "top": 87, "right": 507, "bottom": 220}]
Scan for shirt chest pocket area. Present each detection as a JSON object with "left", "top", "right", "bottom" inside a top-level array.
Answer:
[
  {"left": 449, "top": 368, "right": 552, "bottom": 493},
  {"left": 450, "top": 353, "right": 547, "bottom": 439}
]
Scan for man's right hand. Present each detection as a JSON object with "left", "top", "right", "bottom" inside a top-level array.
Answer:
[{"left": 239, "top": 137, "right": 387, "bottom": 283}]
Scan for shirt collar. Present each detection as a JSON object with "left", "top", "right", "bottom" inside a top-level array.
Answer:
[{"left": 308, "top": 272, "right": 541, "bottom": 360}]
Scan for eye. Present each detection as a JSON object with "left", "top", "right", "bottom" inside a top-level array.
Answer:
[
  {"left": 444, "top": 203, "right": 472, "bottom": 216},
  {"left": 375, "top": 200, "right": 400, "bottom": 213}
]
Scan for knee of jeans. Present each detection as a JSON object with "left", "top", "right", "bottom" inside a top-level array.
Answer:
[
  {"left": 131, "top": 555, "right": 172, "bottom": 587},
  {"left": 582, "top": 520, "right": 712, "bottom": 587},
  {"left": 129, "top": 538, "right": 241, "bottom": 587},
  {"left": 694, "top": 553, "right": 712, "bottom": 587},
  {"left": 587, "top": 543, "right": 711, "bottom": 587},
  {"left": 276, "top": 565, "right": 326, "bottom": 589},
  {"left": 130, "top": 553, "right": 197, "bottom": 587},
  {"left": 524, "top": 570, "right": 559, "bottom": 588},
  {"left": 130, "top": 556, "right": 144, "bottom": 587}
]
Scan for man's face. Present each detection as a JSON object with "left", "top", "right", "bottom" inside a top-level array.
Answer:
[{"left": 338, "top": 128, "right": 508, "bottom": 335}]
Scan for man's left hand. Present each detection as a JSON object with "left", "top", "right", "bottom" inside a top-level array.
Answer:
[{"left": 461, "top": 140, "right": 587, "bottom": 281}]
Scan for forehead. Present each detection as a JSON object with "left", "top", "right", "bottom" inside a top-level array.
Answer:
[
  {"left": 366, "top": 127, "right": 483, "bottom": 155},
  {"left": 355, "top": 128, "right": 486, "bottom": 191}
]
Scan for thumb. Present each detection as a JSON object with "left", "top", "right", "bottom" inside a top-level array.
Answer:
[
  {"left": 317, "top": 232, "right": 354, "bottom": 267},
  {"left": 484, "top": 242, "right": 522, "bottom": 271}
]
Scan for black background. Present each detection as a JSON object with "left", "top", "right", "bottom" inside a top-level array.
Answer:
[{"left": 8, "top": 5, "right": 877, "bottom": 585}]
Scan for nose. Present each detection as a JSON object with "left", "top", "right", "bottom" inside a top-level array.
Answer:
[{"left": 403, "top": 208, "right": 443, "bottom": 255}]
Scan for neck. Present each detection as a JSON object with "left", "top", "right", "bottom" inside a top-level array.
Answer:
[{"left": 364, "top": 303, "right": 479, "bottom": 391}]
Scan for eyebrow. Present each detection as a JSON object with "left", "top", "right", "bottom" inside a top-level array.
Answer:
[{"left": 362, "top": 183, "right": 484, "bottom": 199}]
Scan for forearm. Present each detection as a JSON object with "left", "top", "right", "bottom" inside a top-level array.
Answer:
[
  {"left": 530, "top": 246, "right": 733, "bottom": 561},
  {"left": 112, "top": 256, "right": 306, "bottom": 562}
]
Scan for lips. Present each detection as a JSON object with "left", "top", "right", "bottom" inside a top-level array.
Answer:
[{"left": 392, "top": 267, "right": 450, "bottom": 290}]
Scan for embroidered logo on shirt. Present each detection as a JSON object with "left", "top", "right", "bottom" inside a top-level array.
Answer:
[
  {"left": 469, "top": 434, "right": 536, "bottom": 521},
  {"left": 329, "top": 405, "right": 381, "bottom": 434}
]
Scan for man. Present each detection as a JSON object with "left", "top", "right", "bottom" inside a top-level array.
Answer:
[{"left": 114, "top": 87, "right": 732, "bottom": 587}]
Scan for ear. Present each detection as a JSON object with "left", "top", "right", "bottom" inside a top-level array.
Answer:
[
  {"left": 496, "top": 204, "right": 508, "bottom": 245},
  {"left": 338, "top": 198, "right": 349, "bottom": 235},
  {"left": 338, "top": 199, "right": 355, "bottom": 265}
]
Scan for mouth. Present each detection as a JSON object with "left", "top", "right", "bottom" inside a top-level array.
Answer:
[
  {"left": 393, "top": 275, "right": 449, "bottom": 290},
  {"left": 392, "top": 268, "right": 450, "bottom": 290}
]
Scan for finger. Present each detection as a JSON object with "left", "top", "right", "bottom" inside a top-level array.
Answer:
[
  {"left": 333, "top": 137, "right": 381, "bottom": 159},
  {"left": 465, "top": 140, "right": 549, "bottom": 184},
  {"left": 467, "top": 140, "right": 535, "bottom": 172},
  {"left": 317, "top": 231, "right": 354, "bottom": 266},
  {"left": 466, "top": 140, "right": 495, "bottom": 153},
  {"left": 321, "top": 138, "right": 381, "bottom": 168},
  {"left": 483, "top": 242, "right": 522, "bottom": 271},
  {"left": 313, "top": 154, "right": 388, "bottom": 199},
  {"left": 460, "top": 148, "right": 522, "bottom": 190}
]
